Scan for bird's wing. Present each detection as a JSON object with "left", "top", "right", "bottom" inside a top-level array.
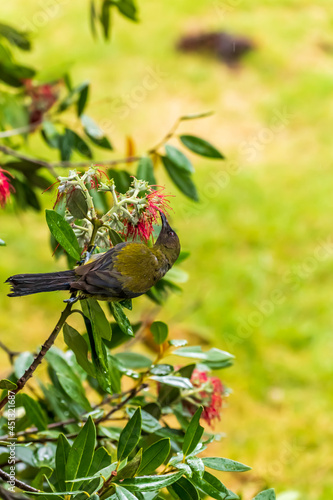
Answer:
[{"left": 71, "top": 242, "right": 160, "bottom": 299}]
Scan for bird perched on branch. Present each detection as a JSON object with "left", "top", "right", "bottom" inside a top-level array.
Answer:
[{"left": 6, "top": 212, "right": 180, "bottom": 301}]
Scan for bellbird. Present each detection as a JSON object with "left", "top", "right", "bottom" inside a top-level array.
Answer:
[{"left": 6, "top": 212, "right": 180, "bottom": 301}]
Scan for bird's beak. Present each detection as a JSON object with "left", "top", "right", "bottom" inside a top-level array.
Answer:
[{"left": 159, "top": 211, "right": 169, "bottom": 229}]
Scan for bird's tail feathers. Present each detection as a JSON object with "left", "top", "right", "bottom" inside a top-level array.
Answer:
[{"left": 6, "top": 270, "right": 76, "bottom": 297}]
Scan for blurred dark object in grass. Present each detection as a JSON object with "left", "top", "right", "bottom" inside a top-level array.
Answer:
[{"left": 177, "top": 31, "right": 255, "bottom": 67}]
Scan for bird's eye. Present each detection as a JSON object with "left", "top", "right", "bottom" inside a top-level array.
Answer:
[{"left": 168, "top": 231, "right": 175, "bottom": 236}]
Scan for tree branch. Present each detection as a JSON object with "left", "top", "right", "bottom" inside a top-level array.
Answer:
[
  {"left": 0, "top": 468, "right": 39, "bottom": 493},
  {"left": 96, "top": 383, "right": 148, "bottom": 424},
  {"left": 0, "top": 302, "right": 73, "bottom": 411},
  {"left": 0, "top": 342, "right": 20, "bottom": 366},
  {"left": 0, "top": 144, "right": 141, "bottom": 171}
]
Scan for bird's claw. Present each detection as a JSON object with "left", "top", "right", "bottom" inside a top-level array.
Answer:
[{"left": 63, "top": 296, "right": 79, "bottom": 304}]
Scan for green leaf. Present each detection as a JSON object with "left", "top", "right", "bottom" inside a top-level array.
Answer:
[
  {"left": 46, "top": 349, "right": 91, "bottom": 411},
  {"left": 116, "top": 449, "right": 142, "bottom": 480},
  {"left": 66, "top": 416, "right": 96, "bottom": 490},
  {"left": 58, "top": 128, "right": 74, "bottom": 161},
  {"left": 90, "top": 0, "right": 98, "bottom": 38},
  {"left": 113, "top": 0, "right": 138, "bottom": 22},
  {"left": 192, "top": 471, "right": 229, "bottom": 500},
  {"left": 57, "top": 373, "right": 92, "bottom": 412},
  {"left": 31, "top": 466, "right": 53, "bottom": 490},
  {"left": 179, "top": 135, "right": 225, "bottom": 159},
  {"left": 120, "top": 299, "right": 132, "bottom": 310},
  {"left": 117, "top": 408, "right": 142, "bottom": 461},
  {"left": 202, "top": 457, "right": 251, "bottom": 472},
  {"left": 0, "top": 238, "right": 6, "bottom": 246},
  {"left": 41, "top": 121, "right": 60, "bottom": 149},
  {"left": 168, "top": 476, "right": 199, "bottom": 500},
  {"left": 89, "top": 447, "right": 112, "bottom": 475},
  {"left": 179, "top": 111, "right": 214, "bottom": 121},
  {"left": 57, "top": 81, "right": 89, "bottom": 114},
  {"left": 109, "top": 302, "right": 134, "bottom": 337},
  {"left": 157, "top": 364, "right": 195, "bottom": 407},
  {"left": 116, "top": 352, "right": 152, "bottom": 369},
  {"left": 150, "top": 375, "right": 193, "bottom": 390},
  {"left": 115, "top": 486, "right": 139, "bottom": 500},
  {"left": 101, "top": 0, "right": 111, "bottom": 39},
  {"left": 172, "top": 346, "right": 234, "bottom": 369},
  {"left": 45, "top": 209, "right": 81, "bottom": 260},
  {"left": 82, "top": 299, "right": 112, "bottom": 341},
  {"left": 150, "top": 321, "right": 168, "bottom": 345},
  {"left": 186, "top": 457, "right": 204, "bottom": 478},
  {"left": 183, "top": 407, "right": 204, "bottom": 457},
  {"left": 165, "top": 145, "right": 194, "bottom": 173},
  {"left": 16, "top": 393, "right": 47, "bottom": 431},
  {"left": 56, "top": 434, "right": 71, "bottom": 491},
  {"left": 81, "top": 304, "right": 112, "bottom": 392},
  {"left": 136, "top": 156, "right": 157, "bottom": 186},
  {"left": 63, "top": 323, "right": 95, "bottom": 377},
  {"left": 168, "top": 339, "right": 188, "bottom": 348},
  {"left": 0, "top": 379, "right": 17, "bottom": 390},
  {"left": 81, "top": 114, "right": 113, "bottom": 149},
  {"left": 0, "top": 23, "right": 31, "bottom": 51},
  {"left": 253, "top": 490, "right": 276, "bottom": 500},
  {"left": 14, "top": 352, "right": 34, "bottom": 378},
  {"left": 119, "top": 471, "right": 183, "bottom": 492},
  {"left": 161, "top": 156, "right": 198, "bottom": 202},
  {"left": 67, "top": 129, "right": 93, "bottom": 159},
  {"left": 127, "top": 409, "right": 161, "bottom": 433},
  {"left": 150, "top": 364, "right": 173, "bottom": 376},
  {"left": 77, "top": 83, "right": 89, "bottom": 116},
  {"left": 138, "top": 438, "right": 170, "bottom": 476},
  {"left": 109, "top": 228, "right": 125, "bottom": 245}
]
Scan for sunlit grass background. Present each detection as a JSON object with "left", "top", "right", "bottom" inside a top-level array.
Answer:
[{"left": 1, "top": 1, "right": 333, "bottom": 499}]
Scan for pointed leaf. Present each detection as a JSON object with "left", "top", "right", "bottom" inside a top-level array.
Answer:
[
  {"left": 192, "top": 470, "right": 229, "bottom": 499},
  {"left": 150, "top": 375, "right": 192, "bottom": 390},
  {"left": 168, "top": 476, "right": 199, "bottom": 500},
  {"left": 183, "top": 407, "right": 204, "bottom": 457},
  {"left": 45, "top": 209, "right": 81, "bottom": 260},
  {"left": 136, "top": 156, "right": 156, "bottom": 185},
  {"left": 16, "top": 394, "right": 47, "bottom": 431},
  {"left": 56, "top": 434, "right": 71, "bottom": 491},
  {"left": 119, "top": 471, "right": 183, "bottom": 492},
  {"left": 165, "top": 144, "right": 194, "bottom": 173},
  {"left": 63, "top": 323, "right": 95, "bottom": 377},
  {"left": 109, "top": 302, "right": 134, "bottom": 337},
  {"left": 150, "top": 321, "right": 168, "bottom": 345},
  {"left": 179, "top": 135, "right": 225, "bottom": 159},
  {"left": 138, "top": 438, "right": 170, "bottom": 476},
  {"left": 202, "top": 457, "right": 251, "bottom": 472},
  {"left": 66, "top": 416, "right": 96, "bottom": 490},
  {"left": 253, "top": 490, "right": 276, "bottom": 500},
  {"left": 117, "top": 408, "right": 142, "bottom": 461},
  {"left": 161, "top": 156, "right": 198, "bottom": 202}
]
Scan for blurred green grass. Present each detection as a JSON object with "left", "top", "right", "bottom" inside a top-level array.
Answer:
[{"left": 1, "top": 1, "right": 333, "bottom": 498}]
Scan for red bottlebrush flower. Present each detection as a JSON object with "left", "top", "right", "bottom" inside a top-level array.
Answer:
[
  {"left": 23, "top": 79, "right": 59, "bottom": 126},
  {"left": 0, "top": 168, "right": 14, "bottom": 208},
  {"left": 183, "top": 369, "right": 224, "bottom": 427},
  {"left": 124, "top": 188, "right": 171, "bottom": 243}
]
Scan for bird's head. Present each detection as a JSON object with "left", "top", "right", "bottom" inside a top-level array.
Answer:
[{"left": 154, "top": 212, "right": 181, "bottom": 263}]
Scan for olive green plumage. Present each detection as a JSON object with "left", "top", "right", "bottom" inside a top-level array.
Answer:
[{"left": 6, "top": 212, "right": 180, "bottom": 300}]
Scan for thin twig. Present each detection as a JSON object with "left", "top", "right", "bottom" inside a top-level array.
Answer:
[
  {"left": 0, "top": 468, "right": 39, "bottom": 493},
  {"left": 96, "top": 383, "right": 148, "bottom": 424},
  {"left": 0, "top": 302, "right": 73, "bottom": 411},
  {"left": 0, "top": 123, "right": 41, "bottom": 139},
  {"left": 0, "top": 144, "right": 141, "bottom": 171},
  {"left": 0, "top": 341, "right": 20, "bottom": 366}
]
